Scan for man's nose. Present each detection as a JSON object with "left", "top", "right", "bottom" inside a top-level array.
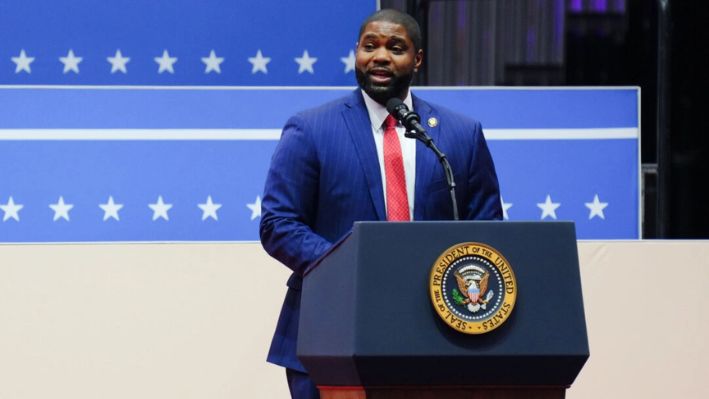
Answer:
[{"left": 372, "top": 47, "right": 391, "bottom": 64}]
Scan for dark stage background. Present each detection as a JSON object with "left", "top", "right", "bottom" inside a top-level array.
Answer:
[{"left": 382, "top": 0, "right": 708, "bottom": 238}]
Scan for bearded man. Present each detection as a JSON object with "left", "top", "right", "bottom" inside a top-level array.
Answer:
[{"left": 259, "top": 8, "right": 502, "bottom": 399}]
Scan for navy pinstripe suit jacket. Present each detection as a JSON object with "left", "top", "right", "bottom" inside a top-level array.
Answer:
[{"left": 260, "top": 89, "right": 502, "bottom": 372}]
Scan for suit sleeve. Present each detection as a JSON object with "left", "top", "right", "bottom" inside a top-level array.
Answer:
[
  {"left": 465, "top": 121, "right": 503, "bottom": 220},
  {"left": 259, "top": 115, "right": 332, "bottom": 276}
]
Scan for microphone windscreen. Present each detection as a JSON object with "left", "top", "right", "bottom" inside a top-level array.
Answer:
[{"left": 386, "top": 97, "right": 406, "bottom": 115}]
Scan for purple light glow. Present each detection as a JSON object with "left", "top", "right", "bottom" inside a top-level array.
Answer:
[
  {"left": 555, "top": 0, "right": 564, "bottom": 56},
  {"left": 614, "top": 0, "right": 626, "bottom": 13},
  {"left": 569, "top": 0, "right": 582, "bottom": 12},
  {"left": 457, "top": 2, "right": 467, "bottom": 29},
  {"left": 527, "top": 28, "right": 537, "bottom": 62},
  {"left": 593, "top": 0, "right": 608, "bottom": 12}
]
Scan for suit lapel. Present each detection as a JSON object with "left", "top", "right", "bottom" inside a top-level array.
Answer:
[
  {"left": 413, "top": 95, "right": 441, "bottom": 220},
  {"left": 342, "top": 90, "right": 386, "bottom": 220}
]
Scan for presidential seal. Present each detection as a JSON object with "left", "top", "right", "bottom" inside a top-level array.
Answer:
[{"left": 429, "top": 242, "right": 517, "bottom": 334}]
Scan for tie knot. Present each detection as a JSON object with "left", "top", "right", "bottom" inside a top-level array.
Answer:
[{"left": 384, "top": 115, "right": 397, "bottom": 130}]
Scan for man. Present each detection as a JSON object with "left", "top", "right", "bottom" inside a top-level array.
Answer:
[{"left": 260, "top": 9, "right": 502, "bottom": 399}]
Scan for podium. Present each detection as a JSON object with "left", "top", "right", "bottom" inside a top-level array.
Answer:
[{"left": 297, "top": 221, "right": 589, "bottom": 399}]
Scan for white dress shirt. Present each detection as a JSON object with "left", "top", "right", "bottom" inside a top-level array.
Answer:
[{"left": 361, "top": 90, "right": 416, "bottom": 219}]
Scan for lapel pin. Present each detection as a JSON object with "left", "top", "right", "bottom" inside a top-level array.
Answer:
[{"left": 427, "top": 117, "right": 438, "bottom": 128}]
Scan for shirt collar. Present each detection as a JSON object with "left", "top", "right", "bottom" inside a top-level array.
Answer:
[{"left": 361, "top": 89, "right": 414, "bottom": 130}]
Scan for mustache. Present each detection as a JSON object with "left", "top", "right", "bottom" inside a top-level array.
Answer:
[
  {"left": 356, "top": 67, "right": 413, "bottom": 105},
  {"left": 367, "top": 67, "right": 393, "bottom": 75}
]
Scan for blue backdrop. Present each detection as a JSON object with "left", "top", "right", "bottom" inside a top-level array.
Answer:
[
  {"left": 0, "top": 87, "right": 639, "bottom": 242},
  {"left": 0, "top": 0, "right": 375, "bottom": 85},
  {"left": 0, "top": 1, "right": 639, "bottom": 242}
]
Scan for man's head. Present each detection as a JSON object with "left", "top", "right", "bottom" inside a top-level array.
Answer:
[{"left": 355, "top": 9, "right": 423, "bottom": 105}]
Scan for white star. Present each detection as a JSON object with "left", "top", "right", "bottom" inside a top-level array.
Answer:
[
  {"left": 585, "top": 194, "right": 609, "bottom": 220},
  {"left": 0, "top": 197, "right": 24, "bottom": 222},
  {"left": 59, "top": 49, "right": 82, "bottom": 74},
  {"left": 154, "top": 50, "right": 177, "bottom": 74},
  {"left": 340, "top": 50, "right": 355, "bottom": 73},
  {"left": 49, "top": 196, "right": 74, "bottom": 222},
  {"left": 201, "top": 50, "right": 224, "bottom": 74},
  {"left": 148, "top": 196, "right": 173, "bottom": 221},
  {"left": 294, "top": 50, "right": 317, "bottom": 74},
  {"left": 198, "top": 195, "right": 222, "bottom": 221},
  {"left": 246, "top": 195, "right": 261, "bottom": 221},
  {"left": 537, "top": 195, "right": 561, "bottom": 220},
  {"left": 99, "top": 196, "right": 124, "bottom": 221},
  {"left": 248, "top": 49, "right": 271, "bottom": 74},
  {"left": 11, "top": 49, "right": 35, "bottom": 74},
  {"left": 107, "top": 49, "right": 130, "bottom": 74},
  {"left": 501, "top": 197, "right": 513, "bottom": 220}
]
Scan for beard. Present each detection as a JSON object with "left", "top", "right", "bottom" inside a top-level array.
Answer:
[{"left": 356, "top": 67, "right": 414, "bottom": 105}]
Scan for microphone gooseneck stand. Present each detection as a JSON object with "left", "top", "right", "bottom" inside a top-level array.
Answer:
[
  {"left": 404, "top": 129, "right": 459, "bottom": 221},
  {"left": 386, "top": 97, "right": 459, "bottom": 221}
]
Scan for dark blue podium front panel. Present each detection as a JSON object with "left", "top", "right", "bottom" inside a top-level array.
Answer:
[{"left": 299, "top": 221, "right": 588, "bottom": 387}]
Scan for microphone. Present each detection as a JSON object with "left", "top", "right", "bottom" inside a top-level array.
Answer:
[
  {"left": 385, "top": 98, "right": 427, "bottom": 136},
  {"left": 384, "top": 97, "right": 460, "bottom": 221}
]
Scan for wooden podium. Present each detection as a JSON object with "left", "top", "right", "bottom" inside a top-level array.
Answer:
[{"left": 298, "top": 222, "right": 588, "bottom": 399}]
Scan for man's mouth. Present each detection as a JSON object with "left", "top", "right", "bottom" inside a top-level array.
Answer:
[{"left": 368, "top": 68, "right": 393, "bottom": 84}]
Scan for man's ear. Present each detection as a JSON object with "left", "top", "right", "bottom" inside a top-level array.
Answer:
[{"left": 414, "top": 49, "right": 423, "bottom": 71}]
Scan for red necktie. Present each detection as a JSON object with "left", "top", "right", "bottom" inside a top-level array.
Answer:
[{"left": 383, "top": 115, "right": 410, "bottom": 221}]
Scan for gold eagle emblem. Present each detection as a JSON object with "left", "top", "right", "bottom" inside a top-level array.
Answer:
[{"left": 454, "top": 270, "right": 489, "bottom": 305}]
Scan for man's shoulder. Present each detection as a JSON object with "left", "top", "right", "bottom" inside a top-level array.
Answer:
[
  {"left": 293, "top": 90, "right": 361, "bottom": 121},
  {"left": 413, "top": 94, "right": 482, "bottom": 130}
]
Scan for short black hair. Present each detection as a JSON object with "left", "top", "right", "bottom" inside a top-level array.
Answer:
[{"left": 358, "top": 9, "right": 422, "bottom": 52}]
